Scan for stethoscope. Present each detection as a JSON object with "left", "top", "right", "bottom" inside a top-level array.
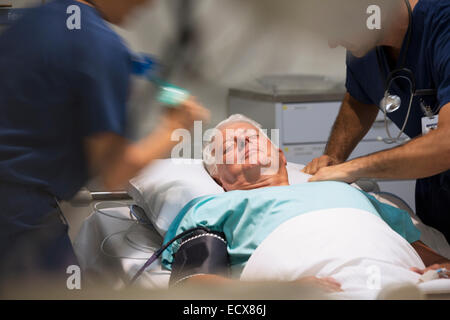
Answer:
[{"left": 377, "top": 0, "right": 437, "bottom": 144}]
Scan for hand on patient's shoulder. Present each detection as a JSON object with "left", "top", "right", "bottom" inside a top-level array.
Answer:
[{"left": 302, "top": 155, "right": 341, "bottom": 175}]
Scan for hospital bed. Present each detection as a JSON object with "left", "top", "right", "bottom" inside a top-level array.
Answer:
[{"left": 71, "top": 160, "right": 450, "bottom": 299}]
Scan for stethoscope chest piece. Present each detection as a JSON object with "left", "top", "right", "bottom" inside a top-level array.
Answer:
[{"left": 381, "top": 94, "right": 402, "bottom": 113}]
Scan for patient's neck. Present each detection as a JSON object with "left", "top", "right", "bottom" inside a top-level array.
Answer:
[{"left": 224, "top": 167, "right": 290, "bottom": 191}]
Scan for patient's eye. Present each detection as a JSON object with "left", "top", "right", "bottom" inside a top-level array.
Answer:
[
  {"left": 224, "top": 141, "right": 235, "bottom": 154},
  {"left": 248, "top": 134, "right": 259, "bottom": 142}
]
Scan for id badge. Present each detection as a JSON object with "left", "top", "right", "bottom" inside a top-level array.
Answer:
[{"left": 421, "top": 115, "right": 439, "bottom": 135}]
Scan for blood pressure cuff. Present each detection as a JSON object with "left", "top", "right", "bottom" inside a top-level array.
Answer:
[{"left": 169, "top": 230, "right": 230, "bottom": 287}]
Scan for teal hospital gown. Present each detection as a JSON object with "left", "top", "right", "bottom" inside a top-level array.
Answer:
[{"left": 162, "top": 182, "right": 421, "bottom": 277}]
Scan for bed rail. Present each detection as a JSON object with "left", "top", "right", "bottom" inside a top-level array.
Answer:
[
  {"left": 69, "top": 179, "right": 380, "bottom": 206},
  {"left": 70, "top": 188, "right": 132, "bottom": 205}
]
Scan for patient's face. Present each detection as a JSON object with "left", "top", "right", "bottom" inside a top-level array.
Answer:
[{"left": 210, "top": 122, "right": 288, "bottom": 191}]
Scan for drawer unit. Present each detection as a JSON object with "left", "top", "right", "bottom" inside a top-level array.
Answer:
[
  {"left": 282, "top": 140, "right": 393, "bottom": 165},
  {"left": 280, "top": 102, "right": 406, "bottom": 144},
  {"left": 281, "top": 102, "right": 341, "bottom": 144},
  {"left": 282, "top": 144, "right": 326, "bottom": 165}
]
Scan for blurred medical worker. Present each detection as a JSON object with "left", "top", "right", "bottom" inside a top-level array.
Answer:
[
  {"left": 0, "top": 0, "right": 209, "bottom": 287},
  {"left": 304, "top": 0, "right": 450, "bottom": 242}
]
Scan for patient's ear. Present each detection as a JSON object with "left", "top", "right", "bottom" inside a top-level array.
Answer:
[{"left": 212, "top": 175, "right": 223, "bottom": 188}]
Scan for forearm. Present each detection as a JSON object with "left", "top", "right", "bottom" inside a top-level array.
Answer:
[
  {"left": 325, "top": 93, "right": 379, "bottom": 162},
  {"left": 412, "top": 241, "right": 450, "bottom": 267},
  {"left": 343, "top": 126, "right": 450, "bottom": 180},
  {"left": 86, "top": 99, "right": 209, "bottom": 190},
  {"left": 99, "top": 125, "right": 180, "bottom": 190}
]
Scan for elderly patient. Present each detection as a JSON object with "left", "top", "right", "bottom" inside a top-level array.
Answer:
[{"left": 161, "top": 115, "right": 450, "bottom": 295}]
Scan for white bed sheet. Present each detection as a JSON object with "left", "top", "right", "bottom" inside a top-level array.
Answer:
[
  {"left": 74, "top": 205, "right": 170, "bottom": 290},
  {"left": 240, "top": 208, "right": 450, "bottom": 300},
  {"left": 369, "top": 191, "right": 450, "bottom": 260},
  {"left": 74, "top": 190, "right": 450, "bottom": 295}
]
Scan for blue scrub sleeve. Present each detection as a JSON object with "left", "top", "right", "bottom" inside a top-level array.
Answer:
[
  {"left": 77, "top": 47, "right": 130, "bottom": 137},
  {"left": 345, "top": 52, "right": 375, "bottom": 105},
  {"left": 365, "top": 193, "right": 421, "bottom": 243},
  {"left": 432, "top": 8, "right": 450, "bottom": 109}
]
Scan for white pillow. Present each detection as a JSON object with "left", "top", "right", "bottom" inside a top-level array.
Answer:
[
  {"left": 286, "top": 162, "right": 311, "bottom": 184},
  {"left": 127, "top": 159, "right": 224, "bottom": 236},
  {"left": 128, "top": 159, "right": 311, "bottom": 236}
]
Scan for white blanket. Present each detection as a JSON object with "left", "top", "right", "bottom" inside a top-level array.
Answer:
[
  {"left": 240, "top": 208, "right": 429, "bottom": 300},
  {"left": 75, "top": 203, "right": 450, "bottom": 297}
]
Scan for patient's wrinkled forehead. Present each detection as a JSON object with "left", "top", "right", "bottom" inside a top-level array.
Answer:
[
  {"left": 212, "top": 122, "right": 263, "bottom": 149},
  {"left": 219, "top": 122, "right": 259, "bottom": 136}
]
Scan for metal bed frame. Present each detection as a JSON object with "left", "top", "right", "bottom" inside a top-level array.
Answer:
[
  {"left": 70, "top": 178, "right": 381, "bottom": 205},
  {"left": 70, "top": 188, "right": 132, "bottom": 205}
]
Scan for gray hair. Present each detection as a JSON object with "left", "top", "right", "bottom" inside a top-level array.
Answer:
[{"left": 203, "top": 114, "right": 272, "bottom": 176}]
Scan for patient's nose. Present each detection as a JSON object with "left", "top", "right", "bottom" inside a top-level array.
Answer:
[{"left": 238, "top": 139, "right": 246, "bottom": 151}]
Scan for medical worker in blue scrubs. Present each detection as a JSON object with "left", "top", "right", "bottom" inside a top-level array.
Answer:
[
  {"left": 0, "top": 0, "right": 209, "bottom": 287},
  {"left": 304, "top": 0, "right": 450, "bottom": 243}
]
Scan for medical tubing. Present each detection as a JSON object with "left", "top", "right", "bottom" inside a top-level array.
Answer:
[
  {"left": 94, "top": 202, "right": 137, "bottom": 222},
  {"left": 124, "top": 230, "right": 159, "bottom": 252},
  {"left": 96, "top": 202, "right": 161, "bottom": 259},
  {"left": 378, "top": 0, "right": 414, "bottom": 145},
  {"left": 100, "top": 227, "right": 160, "bottom": 259},
  {"left": 94, "top": 202, "right": 152, "bottom": 225},
  {"left": 128, "top": 226, "right": 211, "bottom": 286},
  {"left": 100, "top": 230, "right": 154, "bottom": 260}
]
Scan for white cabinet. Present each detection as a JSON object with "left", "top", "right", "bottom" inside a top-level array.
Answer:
[
  {"left": 281, "top": 102, "right": 341, "bottom": 143},
  {"left": 282, "top": 140, "right": 392, "bottom": 165},
  {"left": 280, "top": 102, "right": 404, "bottom": 144},
  {"left": 229, "top": 95, "right": 417, "bottom": 211}
]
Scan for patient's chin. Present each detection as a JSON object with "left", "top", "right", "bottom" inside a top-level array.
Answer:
[
  {"left": 241, "top": 163, "right": 278, "bottom": 182},
  {"left": 242, "top": 163, "right": 262, "bottom": 173},
  {"left": 244, "top": 155, "right": 272, "bottom": 169}
]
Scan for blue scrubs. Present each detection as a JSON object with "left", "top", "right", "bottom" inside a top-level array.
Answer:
[
  {"left": 0, "top": 0, "right": 131, "bottom": 281},
  {"left": 345, "top": 0, "right": 450, "bottom": 242}
]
